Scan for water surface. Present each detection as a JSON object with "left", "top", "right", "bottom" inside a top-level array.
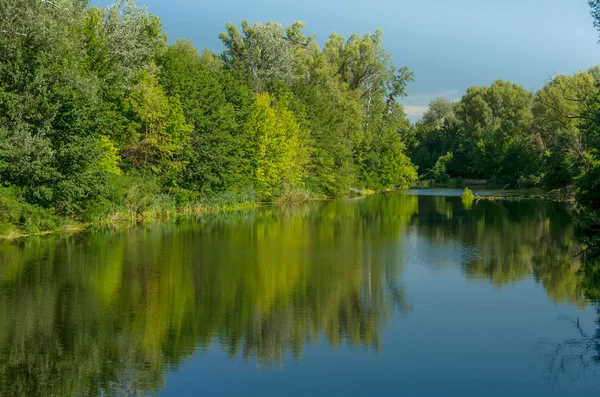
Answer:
[{"left": 1, "top": 190, "right": 599, "bottom": 396}]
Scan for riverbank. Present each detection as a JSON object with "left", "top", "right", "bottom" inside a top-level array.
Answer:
[
  {"left": 0, "top": 199, "right": 264, "bottom": 240},
  {"left": 0, "top": 185, "right": 581, "bottom": 241}
]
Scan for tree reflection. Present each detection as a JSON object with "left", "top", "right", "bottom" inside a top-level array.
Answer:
[
  {"left": 0, "top": 194, "right": 597, "bottom": 395},
  {"left": 412, "top": 196, "right": 587, "bottom": 305},
  {"left": 540, "top": 253, "right": 600, "bottom": 383},
  {"left": 0, "top": 194, "right": 417, "bottom": 395}
]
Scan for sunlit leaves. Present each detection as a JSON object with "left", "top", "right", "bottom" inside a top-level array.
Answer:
[{"left": 244, "top": 93, "right": 310, "bottom": 200}]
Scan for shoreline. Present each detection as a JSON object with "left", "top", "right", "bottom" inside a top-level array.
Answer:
[
  {"left": 0, "top": 187, "right": 578, "bottom": 241},
  {"left": 0, "top": 201, "right": 262, "bottom": 241}
]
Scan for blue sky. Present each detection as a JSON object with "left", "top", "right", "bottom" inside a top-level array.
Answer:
[{"left": 94, "top": 0, "right": 599, "bottom": 120}]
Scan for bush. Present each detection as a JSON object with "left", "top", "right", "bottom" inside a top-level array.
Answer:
[
  {"left": 0, "top": 186, "right": 64, "bottom": 235},
  {"left": 517, "top": 174, "right": 542, "bottom": 188},
  {"left": 275, "top": 185, "right": 313, "bottom": 202},
  {"left": 461, "top": 187, "right": 475, "bottom": 201},
  {"left": 461, "top": 187, "right": 475, "bottom": 210},
  {"left": 425, "top": 152, "right": 453, "bottom": 183},
  {"left": 576, "top": 157, "right": 600, "bottom": 211}
]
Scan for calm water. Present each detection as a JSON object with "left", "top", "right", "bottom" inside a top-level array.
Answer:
[{"left": 1, "top": 190, "right": 599, "bottom": 396}]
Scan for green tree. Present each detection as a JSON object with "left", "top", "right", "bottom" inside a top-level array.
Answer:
[
  {"left": 122, "top": 70, "right": 191, "bottom": 175},
  {"left": 159, "top": 40, "right": 248, "bottom": 193},
  {"left": 244, "top": 93, "right": 310, "bottom": 200},
  {"left": 220, "top": 21, "right": 295, "bottom": 92},
  {"left": 533, "top": 72, "right": 597, "bottom": 188},
  {"left": 421, "top": 98, "right": 457, "bottom": 129}
]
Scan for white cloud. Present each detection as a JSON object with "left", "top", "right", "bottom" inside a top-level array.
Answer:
[
  {"left": 401, "top": 88, "right": 461, "bottom": 121},
  {"left": 403, "top": 105, "right": 429, "bottom": 117},
  {"left": 404, "top": 89, "right": 459, "bottom": 101}
]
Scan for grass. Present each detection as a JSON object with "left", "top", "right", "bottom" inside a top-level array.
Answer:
[
  {"left": 2, "top": 182, "right": 577, "bottom": 240},
  {"left": 0, "top": 185, "right": 264, "bottom": 240},
  {"left": 1, "top": 200, "right": 262, "bottom": 240}
]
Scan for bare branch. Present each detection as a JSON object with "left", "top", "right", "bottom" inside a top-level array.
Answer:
[{"left": 40, "top": 0, "right": 62, "bottom": 9}]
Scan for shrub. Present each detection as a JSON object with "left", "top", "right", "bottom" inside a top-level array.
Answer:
[
  {"left": 461, "top": 187, "right": 475, "bottom": 210},
  {"left": 0, "top": 186, "right": 64, "bottom": 235}
]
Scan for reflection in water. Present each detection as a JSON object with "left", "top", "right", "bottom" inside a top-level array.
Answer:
[
  {"left": 414, "top": 196, "right": 586, "bottom": 304},
  {"left": 542, "top": 254, "right": 600, "bottom": 382},
  {"left": 540, "top": 313, "right": 600, "bottom": 383},
  {"left": 0, "top": 193, "right": 598, "bottom": 395},
  {"left": 0, "top": 195, "right": 417, "bottom": 395}
]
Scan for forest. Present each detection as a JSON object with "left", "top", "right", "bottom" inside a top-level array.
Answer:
[{"left": 0, "top": 0, "right": 599, "bottom": 236}]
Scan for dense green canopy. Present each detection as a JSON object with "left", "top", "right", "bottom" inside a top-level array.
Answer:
[
  {"left": 409, "top": 70, "right": 600, "bottom": 210},
  {"left": 0, "top": 0, "right": 421, "bottom": 235}
]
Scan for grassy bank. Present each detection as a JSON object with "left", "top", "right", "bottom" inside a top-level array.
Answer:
[
  {"left": 0, "top": 183, "right": 580, "bottom": 241},
  {"left": 0, "top": 183, "right": 413, "bottom": 240},
  {"left": 0, "top": 183, "right": 343, "bottom": 240},
  {"left": 0, "top": 198, "right": 261, "bottom": 240},
  {"left": 0, "top": 185, "right": 265, "bottom": 240}
]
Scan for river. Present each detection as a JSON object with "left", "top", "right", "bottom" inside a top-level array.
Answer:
[{"left": 0, "top": 190, "right": 598, "bottom": 396}]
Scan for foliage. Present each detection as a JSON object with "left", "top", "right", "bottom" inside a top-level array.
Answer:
[
  {"left": 424, "top": 152, "right": 454, "bottom": 183},
  {"left": 220, "top": 21, "right": 294, "bottom": 92},
  {"left": 461, "top": 187, "right": 475, "bottom": 209},
  {"left": 0, "top": 186, "right": 63, "bottom": 236},
  {"left": 244, "top": 93, "right": 310, "bottom": 200},
  {"left": 0, "top": 0, "right": 419, "bottom": 234},
  {"left": 410, "top": 71, "right": 600, "bottom": 210},
  {"left": 421, "top": 98, "right": 457, "bottom": 129},
  {"left": 575, "top": 154, "right": 600, "bottom": 209},
  {"left": 158, "top": 40, "right": 248, "bottom": 193}
]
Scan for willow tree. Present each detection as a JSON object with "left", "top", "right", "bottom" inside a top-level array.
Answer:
[{"left": 220, "top": 20, "right": 295, "bottom": 92}]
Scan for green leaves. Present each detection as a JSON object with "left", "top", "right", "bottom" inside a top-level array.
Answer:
[
  {"left": 122, "top": 70, "right": 191, "bottom": 174},
  {"left": 245, "top": 93, "right": 310, "bottom": 200},
  {"left": 158, "top": 40, "right": 248, "bottom": 194},
  {"left": 0, "top": 2, "right": 421, "bottom": 228},
  {"left": 220, "top": 21, "right": 295, "bottom": 92}
]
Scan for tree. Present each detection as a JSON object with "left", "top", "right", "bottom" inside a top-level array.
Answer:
[
  {"left": 122, "top": 70, "right": 192, "bottom": 175},
  {"left": 421, "top": 98, "right": 457, "bottom": 129},
  {"left": 454, "top": 81, "right": 536, "bottom": 183},
  {"left": 361, "top": 127, "right": 417, "bottom": 190},
  {"left": 244, "top": 93, "right": 310, "bottom": 200},
  {"left": 534, "top": 72, "right": 597, "bottom": 188},
  {"left": 159, "top": 40, "right": 248, "bottom": 193},
  {"left": 220, "top": 21, "right": 295, "bottom": 92}
]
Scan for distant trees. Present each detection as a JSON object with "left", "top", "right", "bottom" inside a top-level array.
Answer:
[
  {"left": 409, "top": 68, "right": 600, "bottom": 210},
  {"left": 406, "top": 0, "right": 600, "bottom": 205},
  {"left": 411, "top": 80, "right": 541, "bottom": 186},
  {"left": 408, "top": 0, "right": 600, "bottom": 209}
]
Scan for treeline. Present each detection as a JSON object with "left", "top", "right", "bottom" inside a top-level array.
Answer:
[
  {"left": 0, "top": 0, "right": 418, "bottom": 235},
  {"left": 409, "top": 0, "right": 600, "bottom": 213},
  {"left": 409, "top": 72, "right": 600, "bottom": 209}
]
